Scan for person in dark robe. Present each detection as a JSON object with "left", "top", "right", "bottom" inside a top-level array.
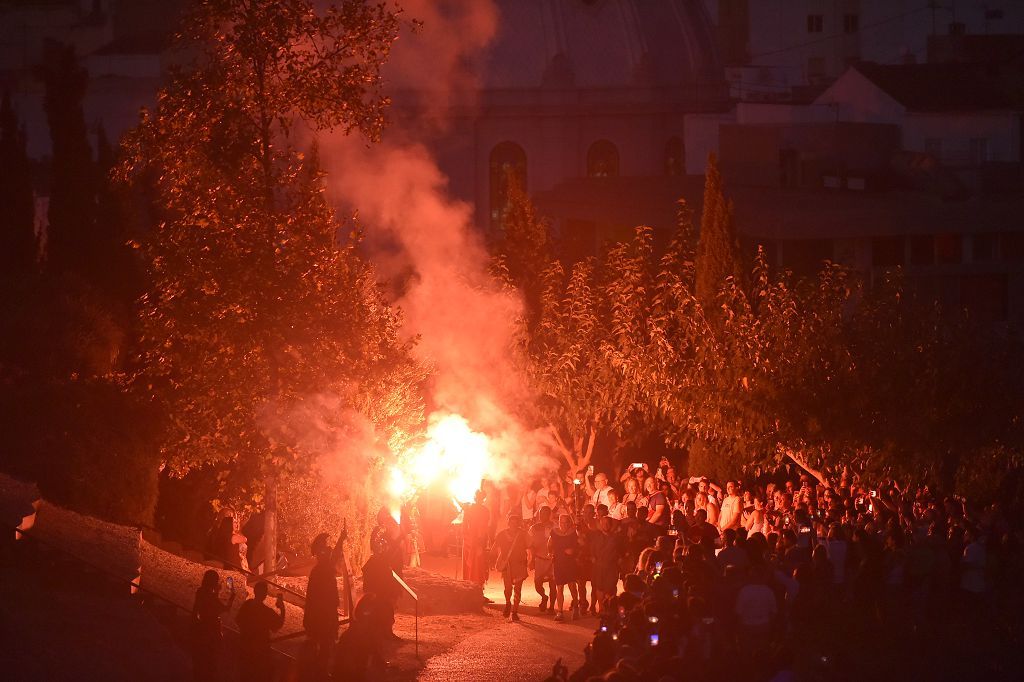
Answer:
[
  {"left": 362, "top": 528, "right": 402, "bottom": 641},
  {"left": 304, "top": 528, "right": 345, "bottom": 676},
  {"left": 462, "top": 489, "right": 491, "bottom": 589}
]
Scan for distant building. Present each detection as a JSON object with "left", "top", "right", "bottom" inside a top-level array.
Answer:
[{"left": 708, "top": 0, "right": 1024, "bottom": 101}]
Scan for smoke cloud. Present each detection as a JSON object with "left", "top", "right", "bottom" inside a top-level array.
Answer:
[{"left": 319, "top": 0, "right": 556, "bottom": 480}]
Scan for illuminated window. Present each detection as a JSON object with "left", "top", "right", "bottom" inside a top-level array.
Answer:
[
  {"left": 587, "top": 140, "right": 619, "bottom": 177},
  {"left": 664, "top": 137, "right": 684, "bottom": 176}
]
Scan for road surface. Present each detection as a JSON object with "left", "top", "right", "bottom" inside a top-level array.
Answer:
[{"left": 416, "top": 554, "right": 593, "bottom": 682}]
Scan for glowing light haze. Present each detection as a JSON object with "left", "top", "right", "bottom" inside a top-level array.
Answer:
[{"left": 320, "top": 0, "right": 556, "bottom": 505}]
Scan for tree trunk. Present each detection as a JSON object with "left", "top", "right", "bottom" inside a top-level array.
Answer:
[{"left": 263, "top": 476, "right": 278, "bottom": 574}]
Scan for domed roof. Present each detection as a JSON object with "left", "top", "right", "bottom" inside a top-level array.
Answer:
[{"left": 481, "top": 0, "right": 722, "bottom": 90}]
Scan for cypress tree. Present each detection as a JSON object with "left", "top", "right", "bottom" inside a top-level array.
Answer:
[
  {"left": 493, "top": 171, "right": 552, "bottom": 323},
  {"left": 40, "top": 42, "right": 96, "bottom": 278},
  {"left": 0, "top": 92, "right": 37, "bottom": 274},
  {"left": 695, "top": 153, "right": 743, "bottom": 310},
  {"left": 94, "top": 123, "right": 141, "bottom": 305}
]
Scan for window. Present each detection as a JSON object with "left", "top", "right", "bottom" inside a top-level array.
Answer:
[
  {"left": 936, "top": 233, "right": 962, "bottom": 265},
  {"left": 872, "top": 237, "right": 905, "bottom": 268},
  {"left": 909, "top": 235, "right": 934, "bottom": 265},
  {"left": 488, "top": 141, "right": 527, "bottom": 232},
  {"left": 843, "top": 14, "right": 859, "bottom": 34},
  {"left": 1002, "top": 232, "right": 1024, "bottom": 263},
  {"left": 969, "top": 138, "right": 989, "bottom": 165},
  {"left": 664, "top": 137, "right": 684, "bottom": 176},
  {"left": 587, "top": 140, "right": 619, "bottom": 177},
  {"left": 972, "top": 233, "right": 997, "bottom": 262},
  {"left": 807, "top": 14, "right": 823, "bottom": 33}
]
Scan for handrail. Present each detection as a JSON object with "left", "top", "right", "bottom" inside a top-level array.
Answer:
[
  {"left": 138, "top": 524, "right": 353, "bottom": 623},
  {"left": 138, "top": 524, "right": 312, "bottom": 604},
  {"left": 7, "top": 523, "right": 300, "bottom": 662}
]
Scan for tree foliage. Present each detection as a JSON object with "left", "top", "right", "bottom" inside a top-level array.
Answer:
[
  {"left": 116, "top": 0, "right": 418, "bottom": 557},
  {"left": 507, "top": 175, "right": 1022, "bottom": 498},
  {"left": 695, "top": 153, "right": 742, "bottom": 311}
]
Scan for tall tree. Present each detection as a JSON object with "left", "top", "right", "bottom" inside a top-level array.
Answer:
[
  {"left": 695, "top": 153, "right": 742, "bottom": 311},
  {"left": 117, "top": 0, "right": 407, "bottom": 570},
  {"left": 0, "top": 92, "right": 37, "bottom": 274},
  {"left": 40, "top": 42, "right": 96, "bottom": 277}
]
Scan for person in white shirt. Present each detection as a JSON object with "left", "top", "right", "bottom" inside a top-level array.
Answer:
[
  {"left": 605, "top": 489, "right": 625, "bottom": 520},
  {"left": 585, "top": 471, "right": 613, "bottom": 509},
  {"left": 718, "top": 480, "right": 743, "bottom": 531}
]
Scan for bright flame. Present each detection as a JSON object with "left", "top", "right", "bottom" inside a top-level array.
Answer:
[{"left": 389, "top": 413, "right": 492, "bottom": 509}]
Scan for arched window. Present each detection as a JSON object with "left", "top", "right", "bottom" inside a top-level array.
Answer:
[
  {"left": 586, "top": 140, "right": 619, "bottom": 177},
  {"left": 664, "top": 137, "right": 684, "bottom": 176},
  {"left": 489, "top": 141, "right": 527, "bottom": 232}
]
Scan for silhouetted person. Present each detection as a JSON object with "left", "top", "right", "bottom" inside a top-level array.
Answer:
[
  {"left": 236, "top": 581, "right": 285, "bottom": 682},
  {"left": 361, "top": 534, "right": 401, "bottom": 640},
  {"left": 191, "top": 569, "right": 235, "bottom": 682},
  {"left": 332, "top": 594, "right": 389, "bottom": 681},
  {"left": 304, "top": 528, "right": 345, "bottom": 676},
  {"left": 462, "top": 489, "right": 491, "bottom": 588},
  {"left": 491, "top": 513, "right": 529, "bottom": 621}
]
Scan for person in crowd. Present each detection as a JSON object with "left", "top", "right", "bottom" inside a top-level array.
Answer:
[
  {"left": 191, "top": 569, "right": 235, "bottom": 682},
  {"left": 587, "top": 515, "right": 621, "bottom": 616},
  {"left": 585, "top": 470, "right": 613, "bottom": 508},
  {"left": 622, "top": 476, "right": 644, "bottom": 507},
  {"left": 605, "top": 488, "right": 625, "bottom": 520},
  {"left": 549, "top": 513, "right": 581, "bottom": 621},
  {"left": 462, "top": 489, "right": 491, "bottom": 590},
  {"left": 645, "top": 478, "right": 670, "bottom": 527},
  {"left": 235, "top": 581, "right": 285, "bottom": 682},
  {"left": 520, "top": 487, "right": 538, "bottom": 523},
  {"left": 492, "top": 512, "right": 530, "bottom": 621},
  {"left": 207, "top": 509, "right": 248, "bottom": 570},
  {"left": 529, "top": 506, "right": 555, "bottom": 611},
  {"left": 718, "top": 480, "right": 743, "bottom": 531}
]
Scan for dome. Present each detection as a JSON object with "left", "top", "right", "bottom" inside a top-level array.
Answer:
[{"left": 481, "top": 0, "right": 722, "bottom": 90}]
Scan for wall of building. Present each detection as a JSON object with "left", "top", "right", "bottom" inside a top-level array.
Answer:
[
  {"left": 684, "top": 111, "right": 735, "bottom": 174},
  {"left": 815, "top": 68, "right": 905, "bottom": 125},
  {"left": 739, "top": 0, "right": 1024, "bottom": 87},
  {"left": 903, "top": 111, "right": 1021, "bottom": 165}
]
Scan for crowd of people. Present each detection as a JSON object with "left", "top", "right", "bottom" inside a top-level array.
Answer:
[
  {"left": 187, "top": 456, "right": 1021, "bottom": 681},
  {"left": 454, "top": 458, "right": 1020, "bottom": 681}
]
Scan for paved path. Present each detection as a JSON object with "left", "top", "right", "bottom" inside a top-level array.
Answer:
[
  {"left": 416, "top": 554, "right": 592, "bottom": 682},
  {"left": 417, "top": 604, "right": 591, "bottom": 682}
]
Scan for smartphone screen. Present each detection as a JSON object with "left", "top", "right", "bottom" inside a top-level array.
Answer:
[{"left": 649, "top": 633, "right": 659, "bottom": 647}]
